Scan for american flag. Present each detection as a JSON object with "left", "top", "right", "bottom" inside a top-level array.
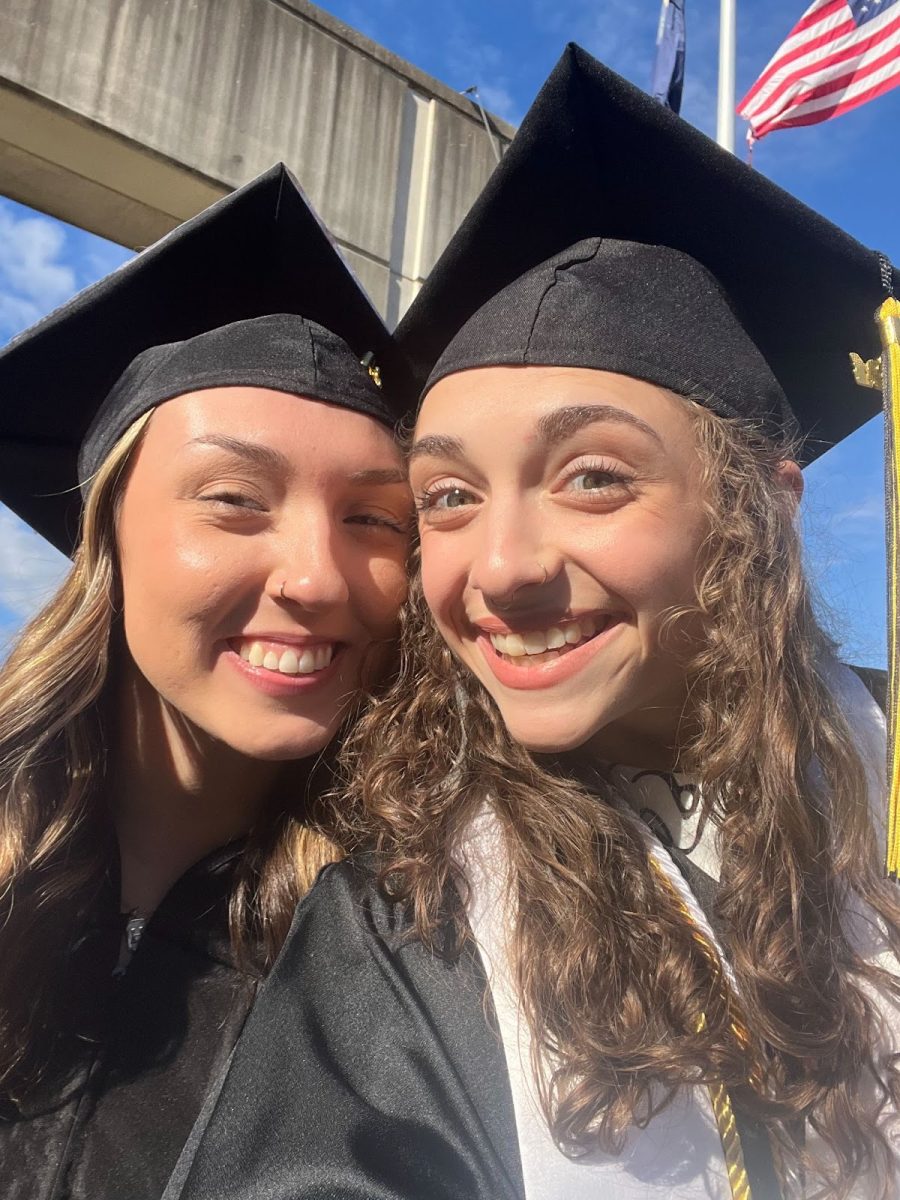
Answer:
[{"left": 738, "top": 0, "right": 900, "bottom": 140}]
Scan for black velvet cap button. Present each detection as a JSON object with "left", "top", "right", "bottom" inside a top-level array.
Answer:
[
  {"left": 397, "top": 44, "right": 896, "bottom": 462},
  {"left": 0, "top": 163, "right": 411, "bottom": 554}
]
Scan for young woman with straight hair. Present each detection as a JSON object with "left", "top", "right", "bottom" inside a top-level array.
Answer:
[{"left": 0, "top": 165, "right": 412, "bottom": 1200}]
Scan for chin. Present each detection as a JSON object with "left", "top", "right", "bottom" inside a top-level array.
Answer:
[
  {"left": 500, "top": 711, "right": 601, "bottom": 755},
  {"left": 216, "top": 719, "right": 339, "bottom": 763}
]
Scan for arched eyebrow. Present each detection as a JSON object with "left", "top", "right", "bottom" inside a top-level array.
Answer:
[
  {"left": 537, "top": 405, "right": 662, "bottom": 446},
  {"left": 188, "top": 434, "right": 291, "bottom": 473},
  {"left": 346, "top": 468, "right": 408, "bottom": 486},
  {"left": 407, "top": 434, "right": 466, "bottom": 464},
  {"left": 408, "top": 406, "right": 661, "bottom": 465},
  {"left": 189, "top": 439, "right": 407, "bottom": 487}
]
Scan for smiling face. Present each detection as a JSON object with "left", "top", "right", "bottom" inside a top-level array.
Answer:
[
  {"left": 410, "top": 366, "right": 709, "bottom": 764},
  {"left": 116, "top": 387, "right": 410, "bottom": 762}
]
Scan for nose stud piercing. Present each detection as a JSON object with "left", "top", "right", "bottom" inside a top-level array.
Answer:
[{"left": 495, "top": 562, "right": 549, "bottom": 608}]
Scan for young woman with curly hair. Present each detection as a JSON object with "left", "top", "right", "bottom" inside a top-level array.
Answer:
[
  {"left": 361, "top": 50, "right": 900, "bottom": 1200},
  {"left": 161, "top": 49, "right": 900, "bottom": 1200},
  {"left": 0, "top": 166, "right": 412, "bottom": 1200}
]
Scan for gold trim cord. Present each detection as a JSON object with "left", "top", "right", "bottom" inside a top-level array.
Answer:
[
  {"left": 649, "top": 859, "right": 759, "bottom": 1200},
  {"left": 881, "top": 296, "right": 900, "bottom": 878}
]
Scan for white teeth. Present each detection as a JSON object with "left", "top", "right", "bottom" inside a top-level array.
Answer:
[
  {"left": 278, "top": 649, "right": 299, "bottom": 675},
  {"left": 504, "top": 633, "right": 526, "bottom": 657},
  {"left": 314, "top": 646, "right": 332, "bottom": 670},
  {"left": 488, "top": 618, "right": 604, "bottom": 658},
  {"left": 297, "top": 649, "right": 317, "bottom": 674},
  {"left": 522, "top": 630, "right": 547, "bottom": 655},
  {"left": 546, "top": 626, "right": 566, "bottom": 650},
  {"left": 239, "top": 640, "right": 334, "bottom": 675}
]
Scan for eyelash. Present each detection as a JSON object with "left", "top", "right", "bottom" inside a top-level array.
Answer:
[
  {"left": 201, "top": 491, "right": 264, "bottom": 511},
  {"left": 414, "top": 459, "right": 634, "bottom": 514},
  {"left": 415, "top": 484, "right": 477, "bottom": 513},
  {"left": 347, "top": 514, "right": 409, "bottom": 535},
  {"left": 558, "top": 458, "right": 635, "bottom": 493},
  {"left": 202, "top": 494, "right": 407, "bottom": 536}
]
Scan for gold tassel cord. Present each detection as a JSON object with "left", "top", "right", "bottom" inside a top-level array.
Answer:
[
  {"left": 649, "top": 859, "right": 759, "bottom": 1200},
  {"left": 881, "top": 296, "right": 900, "bottom": 878},
  {"left": 694, "top": 1012, "right": 754, "bottom": 1200}
]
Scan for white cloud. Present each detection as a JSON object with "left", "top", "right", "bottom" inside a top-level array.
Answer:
[
  {"left": 444, "top": 21, "right": 520, "bottom": 121},
  {"left": 0, "top": 505, "right": 69, "bottom": 625},
  {"left": 0, "top": 202, "right": 77, "bottom": 341},
  {"left": 830, "top": 493, "right": 885, "bottom": 536},
  {"left": 531, "top": 0, "right": 668, "bottom": 88},
  {"left": 477, "top": 82, "right": 518, "bottom": 123},
  {"left": 0, "top": 293, "right": 40, "bottom": 335}
]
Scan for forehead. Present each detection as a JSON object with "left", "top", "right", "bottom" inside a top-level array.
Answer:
[
  {"left": 142, "top": 386, "right": 401, "bottom": 464},
  {"left": 415, "top": 365, "right": 693, "bottom": 441}
]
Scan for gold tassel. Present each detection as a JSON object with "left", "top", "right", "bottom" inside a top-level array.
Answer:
[
  {"left": 879, "top": 295, "right": 900, "bottom": 878},
  {"left": 649, "top": 859, "right": 759, "bottom": 1199}
]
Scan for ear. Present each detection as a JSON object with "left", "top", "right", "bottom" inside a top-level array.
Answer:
[{"left": 775, "top": 459, "right": 804, "bottom": 509}]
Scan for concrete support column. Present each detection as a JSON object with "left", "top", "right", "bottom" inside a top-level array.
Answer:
[{"left": 0, "top": 0, "right": 514, "bottom": 324}]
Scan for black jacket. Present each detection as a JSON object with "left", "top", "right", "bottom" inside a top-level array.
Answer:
[
  {"left": 164, "top": 858, "right": 525, "bottom": 1200},
  {"left": 165, "top": 854, "right": 783, "bottom": 1200},
  {"left": 0, "top": 846, "right": 261, "bottom": 1200}
]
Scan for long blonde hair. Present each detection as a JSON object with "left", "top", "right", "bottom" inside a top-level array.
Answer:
[
  {"left": 0, "top": 413, "right": 339, "bottom": 1100},
  {"left": 340, "top": 403, "right": 900, "bottom": 1198}
]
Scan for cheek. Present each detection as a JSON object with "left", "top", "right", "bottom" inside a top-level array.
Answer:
[
  {"left": 118, "top": 524, "right": 259, "bottom": 662},
  {"left": 419, "top": 533, "right": 467, "bottom": 629},
  {"left": 579, "top": 512, "right": 704, "bottom": 615},
  {"left": 355, "top": 553, "right": 408, "bottom": 634}
]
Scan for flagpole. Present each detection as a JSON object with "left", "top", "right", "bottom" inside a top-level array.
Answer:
[{"left": 716, "top": 0, "right": 736, "bottom": 151}]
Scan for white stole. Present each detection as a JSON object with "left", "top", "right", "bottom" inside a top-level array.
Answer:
[{"left": 457, "top": 661, "right": 899, "bottom": 1199}]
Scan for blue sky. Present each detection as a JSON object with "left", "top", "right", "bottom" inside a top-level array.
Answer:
[{"left": 0, "top": 0, "right": 895, "bottom": 665}]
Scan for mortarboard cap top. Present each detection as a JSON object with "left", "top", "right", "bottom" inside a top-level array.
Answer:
[
  {"left": 398, "top": 44, "right": 898, "bottom": 463},
  {"left": 0, "top": 163, "right": 410, "bottom": 555}
]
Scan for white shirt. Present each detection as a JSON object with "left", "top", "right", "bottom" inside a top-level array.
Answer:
[{"left": 456, "top": 661, "right": 899, "bottom": 1200}]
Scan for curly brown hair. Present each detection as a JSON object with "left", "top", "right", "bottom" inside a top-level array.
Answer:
[{"left": 338, "top": 401, "right": 900, "bottom": 1198}]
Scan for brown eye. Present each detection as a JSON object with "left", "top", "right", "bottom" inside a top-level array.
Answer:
[{"left": 569, "top": 470, "right": 624, "bottom": 492}]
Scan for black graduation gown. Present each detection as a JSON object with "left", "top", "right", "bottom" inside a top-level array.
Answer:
[
  {"left": 0, "top": 845, "right": 262, "bottom": 1200},
  {"left": 164, "top": 858, "right": 525, "bottom": 1200},
  {"left": 166, "top": 855, "right": 783, "bottom": 1200}
]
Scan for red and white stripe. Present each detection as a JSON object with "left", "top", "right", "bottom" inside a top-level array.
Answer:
[{"left": 738, "top": 0, "right": 900, "bottom": 140}]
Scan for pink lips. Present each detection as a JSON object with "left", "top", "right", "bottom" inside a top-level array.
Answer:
[{"left": 476, "top": 619, "right": 623, "bottom": 691}]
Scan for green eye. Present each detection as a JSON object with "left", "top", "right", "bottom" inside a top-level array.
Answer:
[
  {"left": 417, "top": 486, "right": 476, "bottom": 512},
  {"left": 438, "top": 488, "right": 471, "bottom": 508}
]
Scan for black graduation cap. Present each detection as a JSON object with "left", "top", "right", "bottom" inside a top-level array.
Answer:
[
  {"left": 396, "top": 43, "right": 897, "bottom": 462},
  {"left": 0, "top": 163, "right": 411, "bottom": 555}
]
